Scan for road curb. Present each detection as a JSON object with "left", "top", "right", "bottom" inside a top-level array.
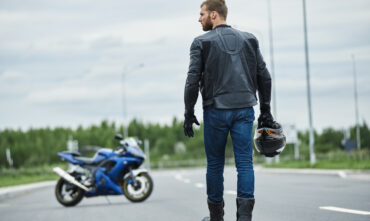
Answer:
[
  {"left": 0, "top": 181, "right": 56, "bottom": 201},
  {"left": 255, "top": 166, "right": 370, "bottom": 181}
]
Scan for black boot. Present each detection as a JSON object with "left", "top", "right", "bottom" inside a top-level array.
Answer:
[
  {"left": 236, "top": 198, "right": 255, "bottom": 221},
  {"left": 202, "top": 199, "right": 224, "bottom": 221}
]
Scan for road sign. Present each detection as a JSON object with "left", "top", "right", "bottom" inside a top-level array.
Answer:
[{"left": 6, "top": 148, "right": 13, "bottom": 167}]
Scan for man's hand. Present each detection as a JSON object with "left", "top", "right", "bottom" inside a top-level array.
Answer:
[
  {"left": 258, "top": 111, "right": 281, "bottom": 129},
  {"left": 184, "top": 114, "right": 200, "bottom": 137}
]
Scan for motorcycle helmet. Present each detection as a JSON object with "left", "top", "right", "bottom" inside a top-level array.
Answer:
[{"left": 253, "top": 126, "right": 286, "bottom": 157}]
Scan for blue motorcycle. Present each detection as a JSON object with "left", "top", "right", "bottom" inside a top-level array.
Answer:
[{"left": 53, "top": 134, "right": 153, "bottom": 207}]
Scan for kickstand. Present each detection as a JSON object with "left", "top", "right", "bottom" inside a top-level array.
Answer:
[{"left": 105, "top": 196, "right": 111, "bottom": 205}]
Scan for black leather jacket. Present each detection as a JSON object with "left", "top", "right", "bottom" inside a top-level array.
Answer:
[{"left": 184, "top": 24, "right": 271, "bottom": 115}]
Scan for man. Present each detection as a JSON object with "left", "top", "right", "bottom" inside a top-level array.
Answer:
[{"left": 183, "top": 0, "right": 277, "bottom": 220}]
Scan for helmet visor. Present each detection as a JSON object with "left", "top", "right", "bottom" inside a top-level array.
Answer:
[{"left": 254, "top": 128, "right": 285, "bottom": 139}]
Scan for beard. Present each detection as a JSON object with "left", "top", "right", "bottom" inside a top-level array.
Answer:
[{"left": 202, "top": 15, "right": 213, "bottom": 31}]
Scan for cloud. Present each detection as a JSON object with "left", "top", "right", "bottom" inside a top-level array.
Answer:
[
  {"left": 0, "top": 0, "right": 369, "bottom": 131},
  {"left": 0, "top": 70, "right": 27, "bottom": 81}
]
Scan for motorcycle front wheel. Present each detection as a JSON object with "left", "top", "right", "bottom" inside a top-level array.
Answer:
[
  {"left": 55, "top": 178, "right": 84, "bottom": 207},
  {"left": 122, "top": 172, "right": 153, "bottom": 203}
]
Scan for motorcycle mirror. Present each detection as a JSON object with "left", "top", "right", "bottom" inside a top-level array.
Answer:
[
  {"left": 115, "top": 134, "right": 123, "bottom": 140},
  {"left": 136, "top": 139, "right": 142, "bottom": 146}
]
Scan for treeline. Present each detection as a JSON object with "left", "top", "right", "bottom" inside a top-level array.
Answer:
[{"left": 0, "top": 118, "right": 369, "bottom": 168}]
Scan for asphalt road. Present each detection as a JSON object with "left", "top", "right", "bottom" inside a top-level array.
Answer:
[{"left": 0, "top": 167, "right": 369, "bottom": 221}]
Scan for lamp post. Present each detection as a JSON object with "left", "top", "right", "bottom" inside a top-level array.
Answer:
[
  {"left": 352, "top": 54, "right": 361, "bottom": 149},
  {"left": 266, "top": 0, "right": 280, "bottom": 164},
  {"left": 267, "top": 0, "right": 277, "bottom": 120},
  {"left": 122, "top": 63, "right": 144, "bottom": 138},
  {"left": 302, "top": 0, "right": 316, "bottom": 165}
]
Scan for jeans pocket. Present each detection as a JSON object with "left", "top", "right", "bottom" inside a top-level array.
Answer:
[{"left": 243, "top": 108, "right": 255, "bottom": 123}]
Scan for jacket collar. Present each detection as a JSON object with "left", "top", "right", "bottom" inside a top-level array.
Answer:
[{"left": 213, "top": 24, "right": 230, "bottom": 30}]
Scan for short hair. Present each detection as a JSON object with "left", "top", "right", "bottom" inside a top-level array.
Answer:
[{"left": 201, "top": 0, "right": 228, "bottom": 19}]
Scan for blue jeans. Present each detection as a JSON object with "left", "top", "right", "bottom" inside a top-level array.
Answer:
[{"left": 203, "top": 107, "right": 255, "bottom": 203}]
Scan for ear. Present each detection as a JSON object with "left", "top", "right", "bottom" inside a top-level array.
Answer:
[{"left": 211, "top": 11, "right": 217, "bottom": 20}]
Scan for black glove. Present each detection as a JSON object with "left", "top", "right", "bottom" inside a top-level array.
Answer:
[
  {"left": 258, "top": 104, "right": 281, "bottom": 129},
  {"left": 184, "top": 114, "right": 200, "bottom": 137}
]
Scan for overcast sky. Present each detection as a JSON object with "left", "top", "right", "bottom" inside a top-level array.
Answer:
[{"left": 1, "top": 0, "right": 369, "bottom": 132}]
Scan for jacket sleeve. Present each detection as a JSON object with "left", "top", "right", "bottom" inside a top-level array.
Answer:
[
  {"left": 184, "top": 38, "right": 203, "bottom": 116},
  {"left": 255, "top": 38, "right": 272, "bottom": 112}
]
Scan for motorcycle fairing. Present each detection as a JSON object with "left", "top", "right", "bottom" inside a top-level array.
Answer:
[
  {"left": 84, "top": 156, "right": 142, "bottom": 197},
  {"left": 104, "top": 156, "right": 143, "bottom": 184},
  {"left": 85, "top": 167, "right": 122, "bottom": 197}
]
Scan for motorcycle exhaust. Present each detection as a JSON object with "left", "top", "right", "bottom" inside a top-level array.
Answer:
[{"left": 53, "top": 167, "right": 90, "bottom": 191}]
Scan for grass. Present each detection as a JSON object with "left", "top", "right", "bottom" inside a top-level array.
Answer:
[{"left": 0, "top": 164, "right": 66, "bottom": 188}]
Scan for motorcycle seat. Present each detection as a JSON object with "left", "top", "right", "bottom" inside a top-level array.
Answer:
[
  {"left": 74, "top": 156, "right": 95, "bottom": 164},
  {"left": 61, "top": 151, "right": 81, "bottom": 156}
]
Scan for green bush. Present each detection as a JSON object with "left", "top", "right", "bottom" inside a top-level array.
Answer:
[{"left": 1, "top": 119, "right": 369, "bottom": 168}]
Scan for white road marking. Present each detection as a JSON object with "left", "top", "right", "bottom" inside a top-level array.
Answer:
[
  {"left": 195, "top": 183, "right": 205, "bottom": 188},
  {"left": 337, "top": 171, "right": 347, "bottom": 178},
  {"left": 174, "top": 174, "right": 191, "bottom": 184},
  {"left": 225, "top": 190, "right": 237, "bottom": 195},
  {"left": 320, "top": 206, "right": 370, "bottom": 215},
  {"left": 174, "top": 174, "right": 183, "bottom": 181}
]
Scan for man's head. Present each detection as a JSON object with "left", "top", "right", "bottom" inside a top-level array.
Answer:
[{"left": 199, "top": 0, "right": 228, "bottom": 31}]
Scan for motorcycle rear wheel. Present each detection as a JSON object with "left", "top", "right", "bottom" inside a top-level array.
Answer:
[
  {"left": 122, "top": 172, "right": 153, "bottom": 203},
  {"left": 55, "top": 178, "right": 84, "bottom": 207}
]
